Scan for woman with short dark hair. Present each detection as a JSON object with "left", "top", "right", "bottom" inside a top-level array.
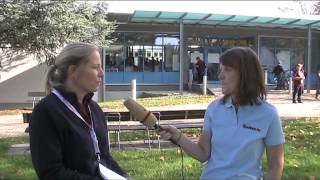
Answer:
[{"left": 158, "top": 47, "right": 285, "bottom": 180}]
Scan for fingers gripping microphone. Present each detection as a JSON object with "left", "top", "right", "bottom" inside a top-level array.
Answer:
[{"left": 123, "top": 98, "right": 161, "bottom": 130}]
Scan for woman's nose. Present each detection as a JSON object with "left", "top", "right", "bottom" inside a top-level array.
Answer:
[{"left": 98, "top": 67, "right": 104, "bottom": 77}]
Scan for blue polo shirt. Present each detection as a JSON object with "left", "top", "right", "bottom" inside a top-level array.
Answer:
[{"left": 201, "top": 97, "right": 285, "bottom": 180}]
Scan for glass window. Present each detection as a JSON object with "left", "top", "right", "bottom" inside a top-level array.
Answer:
[
  {"left": 155, "top": 36, "right": 179, "bottom": 46},
  {"left": 259, "top": 36, "right": 307, "bottom": 72},
  {"left": 291, "top": 38, "right": 306, "bottom": 68},
  {"left": 130, "top": 45, "right": 144, "bottom": 72},
  {"left": 143, "top": 46, "right": 163, "bottom": 72},
  {"left": 259, "top": 36, "right": 308, "bottom": 84},
  {"left": 105, "top": 45, "right": 125, "bottom": 72},
  {"left": 153, "top": 46, "right": 163, "bottom": 72},
  {"left": 260, "top": 37, "right": 274, "bottom": 47},
  {"left": 106, "top": 32, "right": 179, "bottom": 72},
  {"left": 274, "top": 38, "right": 291, "bottom": 48},
  {"left": 144, "top": 46, "right": 153, "bottom": 72},
  {"left": 164, "top": 45, "right": 179, "bottom": 72},
  {"left": 154, "top": 52, "right": 158, "bottom": 57}
]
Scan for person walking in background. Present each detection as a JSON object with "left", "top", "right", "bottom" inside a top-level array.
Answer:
[
  {"left": 316, "top": 65, "right": 320, "bottom": 99},
  {"left": 301, "top": 64, "right": 307, "bottom": 94},
  {"left": 195, "top": 56, "right": 206, "bottom": 83},
  {"left": 292, "top": 63, "right": 305, "bottom": 103},
  {"left": 272, "top": 62, "right": 284, "bottom": 90},
  {"left": 29, "top": 42, "right": 128, "bottom": 179},
  {"left": 158, "top": 47, "right": 284, "bottom": 180}
]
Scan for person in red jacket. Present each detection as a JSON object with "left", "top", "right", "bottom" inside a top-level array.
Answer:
[
  {"left": 195, "top": 56, "right": 206, "bottom": 83},
  {"left": 292, "top": 64, "right": 305, "bottom": 103},
  {"left": 316, "top": 65, "right": 320, "bottom": 99}
]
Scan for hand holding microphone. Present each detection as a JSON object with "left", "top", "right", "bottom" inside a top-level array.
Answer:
[{"left": 123, "top": 98, "right": 182, "bottom": 144}]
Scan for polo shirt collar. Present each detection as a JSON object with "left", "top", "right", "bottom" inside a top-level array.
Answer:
[
  {"left": 224, "top": 96, "right": 233, "bottom": 108},
  {"left": 223, "top": 96, "right": 263, "bottom": 108}
]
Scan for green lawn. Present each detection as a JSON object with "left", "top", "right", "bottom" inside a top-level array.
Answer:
[
  {"left": 0, "top": 119, "right": 319, "bottom": 179},
  {"left": 98, "top": 95, "right": 214, "bottom": 110}
]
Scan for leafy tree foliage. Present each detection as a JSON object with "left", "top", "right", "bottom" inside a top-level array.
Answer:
[
  {"left": 312, "top": 1, "right": 320, "bottom": 14},
  {"left": 278, "top": 1, "right": 319, "bottom": 15},
  {"left": 297, "top": 0, "right": 319, "bottom": 15},
  {"left": 0, "top": 0, "right": 116, "bottom": 65}
]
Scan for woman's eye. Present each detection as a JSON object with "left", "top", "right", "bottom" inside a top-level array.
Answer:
[{"left": 93, "top": 65, "right": 101, "bottom": 69}]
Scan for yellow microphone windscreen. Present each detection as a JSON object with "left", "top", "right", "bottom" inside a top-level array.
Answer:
[{"left": 123, "top": 98, "right": 158, "bottom": 128}]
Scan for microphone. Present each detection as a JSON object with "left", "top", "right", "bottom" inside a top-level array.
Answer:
[
  {"left": 123, "top": 98, "right": 161, "bottom": 131},
  {"left": 123, "top": 98, "right": 179, "bottom": 145}
]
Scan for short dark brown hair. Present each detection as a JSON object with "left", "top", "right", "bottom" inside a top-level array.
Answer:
[{"left": 219, "top": 47, "right": 266, "bottom": 105}]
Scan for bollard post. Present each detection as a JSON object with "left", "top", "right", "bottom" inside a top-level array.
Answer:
[
  {"left": 264, "top": 69, "right": 268, "bottom": 85},
  {"left": 289, "top": 77, "right": 292, "bottom": 94},
  {"left": 188, "top": 69, "right": 193, "bottom": 90},
  {"left": 203, "top": 75, "right": 207, "bottom": 95},
  {"left": 131, "top": 79, "right": 136, "bottom": 101}
]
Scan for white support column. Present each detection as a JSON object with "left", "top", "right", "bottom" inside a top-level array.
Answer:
[
  {"left": 264, "top": 69, "right": 268, "bottom": 85},
  {"left": 102, "top": 47, "right": 106, "bottom": 101},
  {"left": 289, "top": 77, "right": 292, "bottom": 94},
  {"left": 179, "top": 20, "right": 184, "bottom": 94},
  {"left": 203, "top": 75, "right": 207, "bottom": 95},
  {"left": 131, "top": 79, "right": 136, "bottom": 101},
  {"left": 307, "top": 25, "right": 312, "bottom": 93},
  {"left": 188, "top": 69, "right": 193, "bottom": 90}
]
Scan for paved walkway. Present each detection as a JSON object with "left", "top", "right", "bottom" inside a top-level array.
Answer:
[
  {"left": 0, "top": 90, "right": 319, "bottom": 139},
  {"left": 0, "top": 115, "right": 28, "bottom": 138},
  {"left": 266, "top": 90, "right": 320, "bottom": 118},
  {"left": 2, "top": 90, "right": 320, "bottom": 153}
]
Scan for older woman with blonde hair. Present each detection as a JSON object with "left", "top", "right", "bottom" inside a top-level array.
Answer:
[{"left": 29, "top": 42, "right": 128, "bottom": 179}]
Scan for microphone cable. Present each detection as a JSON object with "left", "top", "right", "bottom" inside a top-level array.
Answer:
[{"left": 178, "top": 144, "right": 185, "bottom": 180}]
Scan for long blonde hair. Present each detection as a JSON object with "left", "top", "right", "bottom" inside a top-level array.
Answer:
[{"left": 45, "top": 42, "right": 99, "bottom": 94}]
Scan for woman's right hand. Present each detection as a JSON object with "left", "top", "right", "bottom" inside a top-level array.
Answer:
[{"left": 157, "top": 125, "right": 181, "bottom": 142}]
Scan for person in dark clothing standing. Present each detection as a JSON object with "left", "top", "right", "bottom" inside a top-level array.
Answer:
[
  {"left": 195, "top": 56, "right": 206, "bottom": 83},
  {"left": 316, "top": 65, "right": 320, "bottom": 99},
  {"left": 272, "top": 63, "right": 284, "bottom": 90},
  {"left": 29, "top": 42, "right": 128, "bottom": 180}
]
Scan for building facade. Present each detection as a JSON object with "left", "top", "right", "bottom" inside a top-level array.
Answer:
[
  {"left": 1, "top": 10, "right": 320, "bottom": 106},
  {"left": 102, "top": 11, "right": 320, "bottom": 100}
]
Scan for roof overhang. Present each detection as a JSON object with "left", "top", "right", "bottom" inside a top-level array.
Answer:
[{"left": 129, "top": 10, "right": 320, "bottom": 31}]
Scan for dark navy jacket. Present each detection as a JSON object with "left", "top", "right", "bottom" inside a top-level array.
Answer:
[{"left": 29, "top": 88, "right": 127, "bottom": 180}]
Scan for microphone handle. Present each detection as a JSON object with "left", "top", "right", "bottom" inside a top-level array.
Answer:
[{"left": 153, "top": 124, "right": 178, "bottom": 145}]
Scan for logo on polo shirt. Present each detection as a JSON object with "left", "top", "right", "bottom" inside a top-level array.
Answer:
[{"left": 242, "top": 124, "right": 261, "bottom": 132}]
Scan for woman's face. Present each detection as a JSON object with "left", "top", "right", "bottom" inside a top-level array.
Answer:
[
  {"left": 71, "top": 50, "right": 104, "bottom": 93},
  {"left": 218, "top": 64, "right": 239, "bottom": 96},
  {"left": 296, "top": 65, "right": 301, "bottom": 71}
]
